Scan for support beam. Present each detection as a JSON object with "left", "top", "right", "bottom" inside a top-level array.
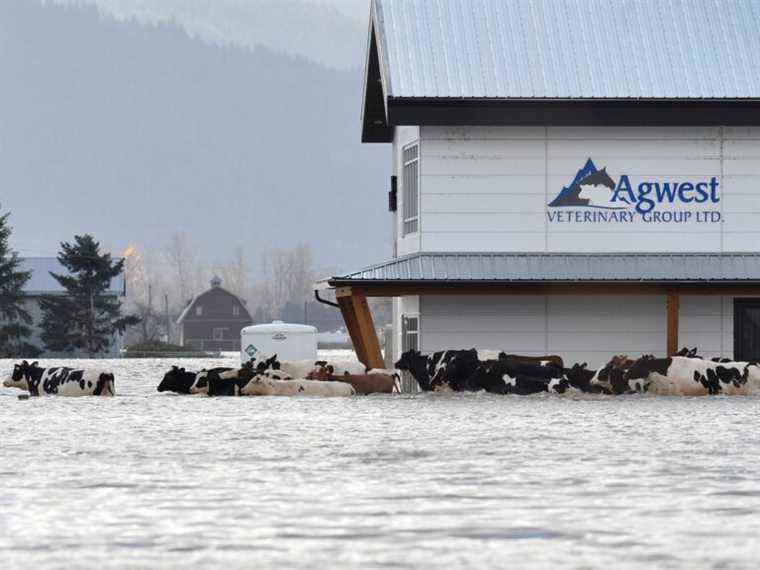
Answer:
[
  {"left": 336, "top": 287, "right": 385, "bottom": 370},
  {"left": 328, "top": 282, "right": 760, "bottom": 298},
  {"left": 667, "top": 291, "right": 680, "bottom": 356}
]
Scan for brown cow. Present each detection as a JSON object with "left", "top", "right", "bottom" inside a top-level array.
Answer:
[
  {"left": 307, "top": 364, "right": 396, "bottom": 395},
  {"left": 500, "top": 354, "right": 565, "bottom": 369}
]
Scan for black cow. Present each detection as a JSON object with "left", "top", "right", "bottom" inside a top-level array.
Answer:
[
  {"left": 157, "top": 367, "right": 197, "bottom": 394},
  {"left": 395, "top": 350, "right": 433, "bottom": 391}
]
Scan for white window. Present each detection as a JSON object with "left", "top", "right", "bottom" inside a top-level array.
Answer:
[
  {"left": 233, "top": 305, "right": 240, "bottom": 317},
  {"left": 402, "top": 143, "right": 419, "bottom": 235},
  {"left": 195, "top": 305, "right": 203, "bottom": 316},
  {"left": 212, "top": 327, "right": 227, "bottom": 341}
]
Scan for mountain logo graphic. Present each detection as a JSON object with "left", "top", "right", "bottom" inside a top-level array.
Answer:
[{"left": 548, "top": 158, "right": 625, "bottom": 210}]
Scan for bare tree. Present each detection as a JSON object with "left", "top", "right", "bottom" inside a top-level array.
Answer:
[
  {"left": 165, "top": 232, "right": 197, "bottom": 308},
  {"left": 124, "top": 246, "right": 163, "bottom": 343},
  {"left": 216, "top": 246, "right": 250, "bottom": 300}
]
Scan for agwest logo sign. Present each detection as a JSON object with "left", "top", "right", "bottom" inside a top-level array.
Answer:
[{"left": 547, "top": 158, "right": 721, "bottom": 224}]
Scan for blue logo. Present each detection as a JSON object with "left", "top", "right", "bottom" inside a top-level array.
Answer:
[{"left": 547, "top": 158, "right": 721, "bottom": 222}]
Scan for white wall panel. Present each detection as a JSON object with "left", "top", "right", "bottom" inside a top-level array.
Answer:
[
  {"left": 390, "top": 126, "right": 760, "bottom": 254},
  {"left": 422, "top": 232, "right": 546, "bottom": 252},
  {"left": 422, "top": 194, "right": 547, "bottom": 213},
  {"left": 423, "top": 126, "right": 547, "bottom": 140},
  {"left": 423, "top": 212, "right": 546, "bottom": 232},
  {"left": 547, "top": 232, "right": 721, "bottom": 252},
  {"left": 422, "top": 175, "right": 545, "bottom": 195},
  {"left": 413, "top": 294, "right": 746, "bottom": 368},
  {"left": 548, "top": 126, "right": 721, "bottom": 140},
  {"left": 422, "top": 156, "right": 547, "bottom": 176}
]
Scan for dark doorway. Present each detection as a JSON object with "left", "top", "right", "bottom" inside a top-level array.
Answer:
[{"left": 734, "top": 299, "right": 760, "bottom": 361}]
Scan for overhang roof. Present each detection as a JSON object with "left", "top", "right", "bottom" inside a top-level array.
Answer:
[
  {"left": 362, "top": 0, "right": 760, "bottom": 141},
  {"left": 329, "top": 252, "right": 760, "bottom": 286}
]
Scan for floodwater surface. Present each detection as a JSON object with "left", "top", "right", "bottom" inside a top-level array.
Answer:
[{"left": 1, "top": 356, "right": 759, "bottom": 570}]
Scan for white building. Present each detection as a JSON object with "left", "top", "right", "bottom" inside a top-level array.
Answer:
[
  {"left": 19, "top": 258, "right": 126, "bottom": 358},
  {"left": 324, "top": 0, "right": 760, "bottom": 373}
]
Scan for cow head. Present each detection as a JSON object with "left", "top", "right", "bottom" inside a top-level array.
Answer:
[
  {"left": 157, "top": 366, "right": 196, "bottom": 393},
  {"left": 395, "top": 350, "right": 432, "bottom": 391},
  {"left": 564, "top": 363, "right": 593, "bottom": 390},
  {"left": 623, "top": 356, "right": 671, "bottom": 383},
  {"left": 4, "top": 361, "right": 38, "bottom": 390},
  {"left": 241, "top": 375, "right": 275, "bottom": 396}
]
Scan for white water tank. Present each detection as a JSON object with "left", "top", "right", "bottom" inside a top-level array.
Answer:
[{"left": 240, "top": 321, "right": 317, "bottom": 364}]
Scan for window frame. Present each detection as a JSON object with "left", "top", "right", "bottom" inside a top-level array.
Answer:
[
  {"left": 401, "top": 142, "right": 420, "bottom": 236},
  {"left": 212, "top": 327, "right": 227, "bottom": 341},
  {"left": 195, "top": 305, "right": 203, "bottom": 317}
]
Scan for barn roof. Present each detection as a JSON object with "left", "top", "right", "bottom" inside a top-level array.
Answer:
[
  {"left": 21, "top": 257, "right": 125, "bottom": 296},
  {"left": 176, "top": 284, "right": 251, "bottom": 325},
  {"left": 362, "top": 0, "right": 760, "bottom": 141},
  {"left": 329, "top": 252, "right": 760, "bottom": 285}
]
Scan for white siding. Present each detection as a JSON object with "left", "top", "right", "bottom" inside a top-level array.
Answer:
[
  {"left": 386, "top": 126, "right": 760, "bottom": 254},
  {"left": 393, "top": 126, "right": 421, "bottom": 257},
  {"left": 418, "top": 294, "right": 741, "bottom": 368}
]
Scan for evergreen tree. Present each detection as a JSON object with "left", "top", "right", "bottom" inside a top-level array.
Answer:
[
  {"left": 0, "top": 208, "right": 39, "bottom": 357},
  {"left": 40, "top": 234, "right": 139, "bottom": 357}
]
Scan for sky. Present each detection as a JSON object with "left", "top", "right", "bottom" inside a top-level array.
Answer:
[
  {"left": 45, "top": 0, "right": 370, "bottom": 68},
  {"left": 2, "top": 0, "right": 388, "bottom": 270}
]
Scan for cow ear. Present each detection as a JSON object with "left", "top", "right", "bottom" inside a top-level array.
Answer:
[
  {"left": 21, "top": 360, "right": 28, "bottom": 366},
  {"left": 31, "top": 361, "right": 38, "bottom": 367}
]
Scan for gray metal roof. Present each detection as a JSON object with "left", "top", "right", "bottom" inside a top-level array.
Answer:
[
  {"left": 21, "top": 258, "right": 126, "bottom": 296},
  {"left": 373, "top": 0, "right": 760, "bottom": 99},
  {"left": 331, "top": 252, "right": 760, "bottom": 283}
]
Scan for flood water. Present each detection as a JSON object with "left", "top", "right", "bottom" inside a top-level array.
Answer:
[{"left": 2, "top": 354, "right": 760, "bottom": 570}]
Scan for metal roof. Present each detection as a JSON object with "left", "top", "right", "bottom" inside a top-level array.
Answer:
[
  {"left": 21, "top": 258, "right": 126, "bottom": 296},
  {"left": 373, "top": 0, "right": 760, "bottom": 99},
  {"left": 330, "top": 252, "right": 760, "bottom": 284}
]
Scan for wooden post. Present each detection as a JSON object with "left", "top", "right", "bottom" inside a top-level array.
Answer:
[
  {"left": 336, "top": 287, "right": 385, "bottom": 370},
  {"left": 667, "top": 291, "right": 680, "bottom": 356}
]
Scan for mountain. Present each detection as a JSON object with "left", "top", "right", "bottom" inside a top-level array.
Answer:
[
  {"left": 46, "top": 0, "right": 369, "bottom": 69},
  {"left": 0, "top": 0, "right": 389, "bottom": 271},
  {"left": 548, "top": 158, "right": 599, "bottom": 207}
]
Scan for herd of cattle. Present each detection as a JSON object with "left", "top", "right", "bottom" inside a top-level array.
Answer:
[
  {"left": 395, "top": 347, "right": 760, "bottom": 396},
  {"left": 3, "top": 347, "right": 760, "bottom": 398},
  {"left": 1, "top": 356, "right": 399, "bottom": 398}
]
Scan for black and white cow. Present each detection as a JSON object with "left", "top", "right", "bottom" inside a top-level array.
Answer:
[
  {"left": 3, "top": 361, "right": 115, "bottom": 396},
  {"left": 563, "top": 363, "right": 611, "bottom": 394},
  {"left": 157, "top": 367, "right": 197, "bottom": 394},
  {"left": 189, "top": 367, "right": 236, "bottom": 395},
  {"left": 469, "top": 359, "right": 572, "bottom": 395},
  {"left": 395, "top": 350, "right": 434, "bottom": 391},
  {"left": 624, "top": 356, "right": 759, "bottom": 396},
  {"left": 428, "top": 349, "right": 481, "bottom": 391},
  {"left": 396, "top": 349, "right": 577, "bottom": 395}
]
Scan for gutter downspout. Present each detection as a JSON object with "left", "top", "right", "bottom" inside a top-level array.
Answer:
[{"left": 314, "top": 289, "right": 340, "bottom": 308}]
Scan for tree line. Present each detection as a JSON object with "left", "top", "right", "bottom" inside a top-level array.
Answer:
[
  {"left": 0, "top": 206, "right": 390, "bottom": 356},
  {"left": 124, "top": 232, "right": 390, "bottom": 345},
  {"left": 0, "top": 208, "right": 135, "bottom": 357}
]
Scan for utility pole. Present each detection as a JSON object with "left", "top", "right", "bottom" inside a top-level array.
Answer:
[
  {"left": 89, "top": 288, "right": 95, "bottom": 358},
  {"left": 304, "top": 300, "right": 308, "bottom": 325},
  {"left": 164, "top": 293, "right": 171, "bottom": 344}
]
